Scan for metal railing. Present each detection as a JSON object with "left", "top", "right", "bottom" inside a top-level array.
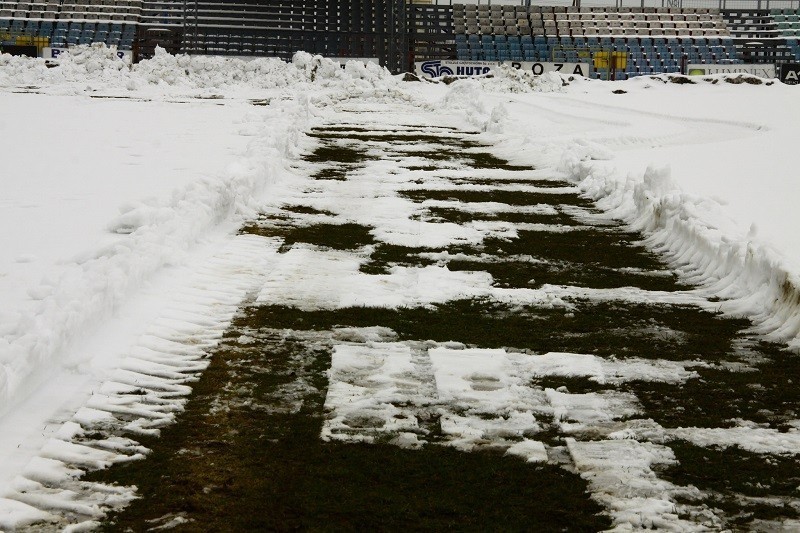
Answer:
[{"left": 427, "top": 0, "right": 800, "bottom": 9}]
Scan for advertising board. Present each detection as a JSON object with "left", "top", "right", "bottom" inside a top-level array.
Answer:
[
  {"left": 415, "top": 60, "right": 590, "bottom": 79},
  {"left": 43, "top": 47, "right": 132, "bottom": 64},
  {"left": 780, "top": 63, "right": 800, "bottom": 85},
  {"left": 686, "top": 64, "right": 776, "bottom": 78}
]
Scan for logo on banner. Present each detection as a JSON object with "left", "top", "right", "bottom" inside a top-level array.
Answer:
[
  {"left": 687, "top": 64, "right": 776, "bottom": 78},
  {"left": 420, "top": 61, "right": 454, "bottom": 78},
  {"left": 781, "top": 63, "right": 800, "bottom": 85}
]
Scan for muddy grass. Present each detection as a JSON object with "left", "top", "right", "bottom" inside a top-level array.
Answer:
[
  {"left": 628, "top": 341, "right": 799, "bottom": 429},
  {"left": 91, "top": 323, "right": 609, "bottom": 532},
  {"left": 245, "top": 300, "right": 740, "bottom": 363},
  {"left": 241, "top": 222, "right": 375, "bottom": 253},
  {"left": 401, "top": 189, "right": 591, "bottom": 207},
  {"left": 664, "top": 441, "right": 800, "bottom": 525},
  {"left": 86, "top": 120, "right": 800, "bottom": 530}
]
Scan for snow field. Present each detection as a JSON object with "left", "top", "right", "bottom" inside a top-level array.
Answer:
[{"left": 1, "top": 45, "right": 799, "bottom": 530}]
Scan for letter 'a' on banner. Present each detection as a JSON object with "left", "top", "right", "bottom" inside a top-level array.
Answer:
[{"left": 780, "top": 63, "right": 800, "bottom": 85}]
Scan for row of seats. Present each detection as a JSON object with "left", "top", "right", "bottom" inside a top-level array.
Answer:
[
  {"left": 455, "top": 4, "right": 721, "bottom": 15},
  {"left": 456, "top": 34, "right": 737, "bottom": 60},
  {"left": 772, "top": 10, "right": 800, "bottom": 36},
  {"left": 454, "top": 33, "right": 741, "bottom": 81},
  {"left": 0, "top": 17, "right": 135, "bottom": 48},
  {"left": 0, "top": 0, "right": 142, "bottom": 22},
  {"left": 453, "top": 5, "right": 731, "bottom": 38}
]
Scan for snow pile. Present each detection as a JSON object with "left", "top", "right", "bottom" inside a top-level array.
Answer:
[
  {"left": 0, "top": 83, "right": 313, "bottom": 420},
  {"left": 0, "top": 45, "right": 395, "bottom": 94},
  {"left": 562, "top": 154, "right": 800, "bottom": 349},
  {"left": 0, "top": 44, "right": 129, "bottom": 87},
  {"left": 480, "top": 67, "right": 569, "bottom": 94}
]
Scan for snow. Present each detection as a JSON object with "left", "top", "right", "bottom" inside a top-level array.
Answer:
[{"left": 1, "top": 45, "right": 800, "bottom": 529}]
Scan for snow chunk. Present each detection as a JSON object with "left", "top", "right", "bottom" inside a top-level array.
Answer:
[{"left": 567, "top": 438, "right": 715, "bottom": 531}]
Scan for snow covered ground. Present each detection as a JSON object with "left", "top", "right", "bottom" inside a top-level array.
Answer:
[{"left": 0, "top": 46, "right": 799, "bottom": 529}]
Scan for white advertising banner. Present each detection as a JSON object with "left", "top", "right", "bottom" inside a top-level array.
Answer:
[
  {"left": 415, "top": 60, "right": 591, "bottom": 79},
  {"left": 687, "top": 64, "right": 776, "bottom": 78},
  {"left": 502, "top": 61, "right": 591, "bottom": 77},
  {"left": 43, "top": 47, "right": 132, "bottom": 64}
]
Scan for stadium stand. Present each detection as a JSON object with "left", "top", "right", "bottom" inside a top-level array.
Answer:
[
  {"left": 0, "top": 0, "right": 141, "bottom": 53},
  {"left": 452, "top": 4, "right": 744, "bottom": 79},
  {"left": 723, "top": 8, "right": 798, "bottom": 64},
  {"left": 0, "top": 0, "right": 796, "bottom": 76}
]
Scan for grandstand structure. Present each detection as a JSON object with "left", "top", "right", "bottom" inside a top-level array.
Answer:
[{"left": 0, "top": 0, "right": 798, "bottom": 78}]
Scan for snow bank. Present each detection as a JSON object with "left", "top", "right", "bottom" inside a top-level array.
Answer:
[
  {"left": 0, "top": 94, "right": 306, "bottom": 418},
  {"left": 561, "top": 150, "right": 800, "bottom": 350},
  {"left": 0, "top": 45, "right": 394, "bottom": 94},
  {"left": 0, "top": 46, "right": 400, "bottom": 421}
]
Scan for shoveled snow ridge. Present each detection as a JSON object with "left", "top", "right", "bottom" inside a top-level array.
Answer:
[
  {"left": 0, "top": 93, "right": 310, "bottom": 422},
  {"left": 0, "top": 233, "right": 281, "bottom": 531},
  {"left": 560, "top": 145, "right": 800, "bottom": 352}
]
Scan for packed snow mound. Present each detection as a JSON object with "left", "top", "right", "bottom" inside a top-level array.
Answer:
[
  {"left": 478, "top": 66, "right": 569, "bottom": 93},
  {"left": 0, "top": 45, "right": 394, "bottom": 92}
]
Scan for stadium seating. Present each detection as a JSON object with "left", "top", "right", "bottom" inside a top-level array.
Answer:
[
  {"left": 0, "top": 1, "right": 794, "bottom": 72},
  {"left": 0, "top": 0, "right": 141, "bottom": 51},
  {"left": 452, "top": 4, "right": 745, "bottom": 79}
]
